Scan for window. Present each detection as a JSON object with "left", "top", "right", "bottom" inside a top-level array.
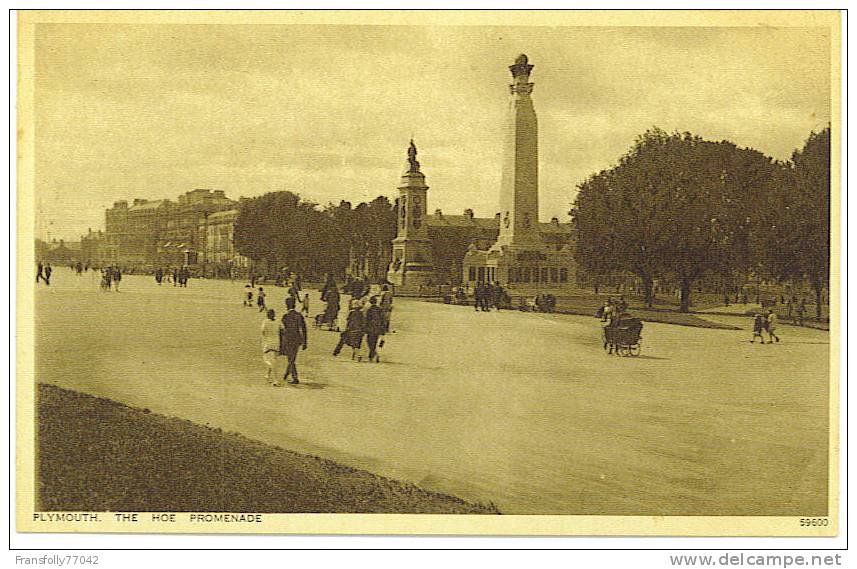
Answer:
[
  {"left": 560, "top": 268, "right": 568, "bottom": 283},
  {"left": 478, "top": 266, "right": 485, "bottom": 282},
  {"left": 522, "top": 267, "right": 530, "bottom": 283},
  {"left": 551, "top": 267, "right": 559, "bottom": 283},
  {"left": 542, "top": 268, "right": 550, "bottom": 283},
  {"left": 468, "top": 267, "right": 476, "bottom": 281}
]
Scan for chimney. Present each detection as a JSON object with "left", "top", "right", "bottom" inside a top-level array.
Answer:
[
  {"left": 464, "top": 208, "right": 474, "bottom": 220},
  {"left": 435, "top": 208, "right": 443, "bottom": 217},
  {"left": 551, "top": 217, "right": 560, "bottom": 226},
  {"left": 494, "top": 212, "right": 501, "bottom": 220},
  {"left": 134, "top": 198, "right": 146, "bottom": 206}
]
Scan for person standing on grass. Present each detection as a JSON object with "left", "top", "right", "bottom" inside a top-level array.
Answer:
[
  {"left": 751, "top": 313, "right": 766, "bottom": 344},
  {"left": 261, "top": 309, "right": 283, "bottom": 385},
  {"left": 43, "top": 264, "right": 53, "bottom": 286},
  {"left": 112, "top": 267, "right": 121, "bottom": 291},
  {"left": 243, "top": 285, "right": 254, "bottom": 307},
  {"left": 796, "top": 299, "right": 806, "bottom": 326},
  {"left": 767, "top": 309, "right": 780, "bottom": 343},
  {"left": 36, "top": 262, "right": 44, "bottom": 284},
  {"left": 300, "top": 292, "right": 311, "bottom": 315},
  {"left": 279, "top": 297, "right": 307, "bottom": 385}
]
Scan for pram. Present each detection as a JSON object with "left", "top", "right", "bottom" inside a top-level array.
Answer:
[{"left": 602, "top": 318, "right": 643, "bottom": 357}]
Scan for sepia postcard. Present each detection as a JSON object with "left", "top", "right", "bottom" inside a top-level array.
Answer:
[{"left": 15, "top": 9, "right": 842, "bottom": 536}]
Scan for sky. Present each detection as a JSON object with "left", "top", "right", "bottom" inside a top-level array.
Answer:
[{"left": 33, "top": 23, "right": 831, "bottom": 241}]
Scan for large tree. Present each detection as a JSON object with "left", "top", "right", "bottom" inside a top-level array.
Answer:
[
  {"left": 234, "top": 191, "right": 345, "bottom": 279},
  {"left": 572, "top": 129, "right": 777, "bottom": 312},
  {"left": 752, "top": 127, "right": 830, "bottom": 317}
]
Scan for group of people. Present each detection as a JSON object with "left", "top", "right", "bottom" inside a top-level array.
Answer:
[
  {"left": 154, "top": 267, "right": 191, "bottom": 287},
  {"left": 596, "top": 296, "right": 629, "bottom": 323},
  {"left": 99, "top": 266, "right": 122, "bottom": 291},
  {"left": 258, "top": 278, "right": 395, "bottom": 385},
  {"left": 751, "top": 310, "right": 781, "bottom": 344},
  {"left": 532, "top": 293, "right": 557, "bottom": 313},
  {"left": 35, "top": 262, "right": 53, "bottom": 286},
  {"left": 474, "top": 282, "right": 509, "bottom": 311},
  {"left": 332, "top": 294, "right": 388, "bottom": 363}
]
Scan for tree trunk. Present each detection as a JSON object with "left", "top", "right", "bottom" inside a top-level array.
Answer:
[
  {"left": 679, "top": 277, "right": 692, "bottom": 313},
  {"left": 642, "top": 275, "right": 654, "bottom": 308}
]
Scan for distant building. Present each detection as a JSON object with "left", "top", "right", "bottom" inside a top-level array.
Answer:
[
  {"left": 80, "top": 228, "right": 106, "bottom": 266},
  {"left": 204, "top": 209, "right": 249, "bottom": 276},
  {"left": 38, "top": 238, "right": 82, "bottom": 264},
  {"left": 101, "top": 189, "right": 235, "bottom": 268}
]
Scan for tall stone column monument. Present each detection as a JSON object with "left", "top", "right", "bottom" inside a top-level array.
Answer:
[{"left": 493, "top": 53, "right": 540, "bottom": 251}]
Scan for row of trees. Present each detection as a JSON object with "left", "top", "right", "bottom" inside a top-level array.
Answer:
[
  {"left": 571, "top": 127, "right": 830, "bottom": 314},
  {"left": 234, "top": 192, "right": 397, "bottom": 281}
]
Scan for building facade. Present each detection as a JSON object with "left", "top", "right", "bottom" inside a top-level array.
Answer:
[
  {"left": 205, "top": 208, "right": 249, "bottom": 276},
  {"left": 99, "top": 189, "right": 236, "bottom": 269}
]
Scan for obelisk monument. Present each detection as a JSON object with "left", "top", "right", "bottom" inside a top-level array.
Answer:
[{"left": 492, "top": 53, "right": 540, "bottom": 251}]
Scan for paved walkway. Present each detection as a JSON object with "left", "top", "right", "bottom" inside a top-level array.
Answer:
[{"left": 34, "top": 268, "right": 831, "bottom": 514}]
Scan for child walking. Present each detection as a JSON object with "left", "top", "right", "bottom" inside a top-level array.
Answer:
[
  {"left": 751, "top": 313, "right": 766, "bottom": 344},
  {"left": 257, "top": 287, "right": 267, "bottom": 312}
]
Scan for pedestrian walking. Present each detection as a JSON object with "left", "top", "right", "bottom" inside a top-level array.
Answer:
[
  {"left": 279, "top": 297, "right": 307, "bottom": 385},
  {"left": 36, "top": 262, "right": 44, "bottom": 284},
  {"left": 261, "top": 309, "right": 283, "bottom": 384},
  {"left": 112, "top": 267, "right": 121, "bottom": 291},
  {"left": 767, "top": 309, "right": 780, "bottom": 343},
  {"left": 333, "top": 300, "right": 365, "bottom": 360},
  {"left": 321, "top": 281, "right": 341, "bottom": 331},
  {"left": 43, "top": 264, "right": 53, "bottom": 286},
  {"left": 257, "top": 287, "right": 267, "bottom": 311},
  {"left": 300, "top": 293, "right": 310, "bottom": 315},
  {"left": 751, "top": 313, "right": 766, "bottom": 344},
  {"left": 364, "top": 296, "right": 386, "bottom": 363},
  {"left": 243, "top": 285, "right": 254, "bottom": 307},
  {"left": 379, "top": 285, "right": 393, "bottom": 333}
]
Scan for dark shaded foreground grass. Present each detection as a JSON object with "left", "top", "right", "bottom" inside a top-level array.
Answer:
[{"left": 36, "top": 384, "right": 500, "bottom": 514}]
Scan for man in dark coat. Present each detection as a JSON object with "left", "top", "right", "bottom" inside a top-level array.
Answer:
[
  {"left": 279, "top": 296, "right": 307, "bottom": 385},
  {"left": 364, "top": 296, "right": 386, "bottom": 363},
  {"left": 44, "top": 264, "right": 53, "bottom": 286}
]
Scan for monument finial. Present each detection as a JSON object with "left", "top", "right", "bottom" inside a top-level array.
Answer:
[{"left": 509, "top": 53, "right": 534, "bottom": 81}]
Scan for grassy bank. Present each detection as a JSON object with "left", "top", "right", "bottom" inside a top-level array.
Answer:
[{"left": 36, "top": 384, "right": 499, "bottom": 514}]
